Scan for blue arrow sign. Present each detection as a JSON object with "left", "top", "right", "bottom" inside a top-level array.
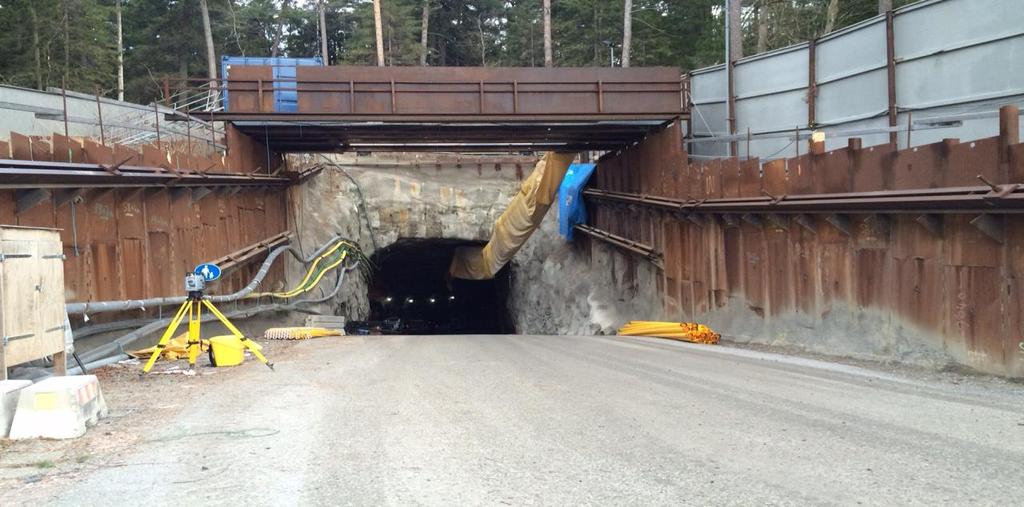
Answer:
[{"left": 194, "top": 263, "right": 222, "bottom": 282}]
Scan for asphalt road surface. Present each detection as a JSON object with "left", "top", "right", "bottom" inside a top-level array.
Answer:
[{"left": 51, "top": 334, "right": 1024, "bottom": 506}]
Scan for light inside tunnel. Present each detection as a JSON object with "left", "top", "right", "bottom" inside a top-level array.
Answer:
[{"left": 357, "top": 239, "right": 514, "bottom": 335}]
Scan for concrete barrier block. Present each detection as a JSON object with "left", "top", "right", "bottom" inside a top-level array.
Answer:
[
  {"left": 1, "top": 380, "right": 32, "bottom": 438},
  {"left": 8, "top": 375, "right": 108, "bottom": 440}
]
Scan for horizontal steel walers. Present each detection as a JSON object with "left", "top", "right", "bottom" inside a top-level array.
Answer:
[{"left": 583, "top": 184, "right": 1024, "bottom": 215}]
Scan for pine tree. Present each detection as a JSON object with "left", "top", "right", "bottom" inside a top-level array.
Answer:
[
  {"left": 0, "top": 0, "right": 923, "bottom": 104},
  {"left": 0, "top": 0, "right": 117, "bottom": 94}
]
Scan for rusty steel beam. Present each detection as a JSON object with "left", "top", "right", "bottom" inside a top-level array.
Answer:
[
  {"left": 207, "top": 231, "right": 292, "bottom": 275},
  {"left": 185, "top": 66, "right": 685, "bottom": 116},
  {"left": 583, "top": 185, "right": 1024, "bottom": 215},
  {"left": 190, "top": 112, "right": 684, "bottom": 122},
  {"left": 202, "top": 117, "right": 675, "bottom": 153},
  {"left": 0, "top": 158, "right": 290, "bottom": 189},
  {"left": 178, "top": 66, "right": 685, "bottom": 153},
  {"left": 574, "top": 224, "right": 662, "bottom": 267}
]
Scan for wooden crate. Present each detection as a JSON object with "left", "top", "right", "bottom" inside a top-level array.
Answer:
[{"left": 0, "top": 226, "right": 66, "bottom": 379}]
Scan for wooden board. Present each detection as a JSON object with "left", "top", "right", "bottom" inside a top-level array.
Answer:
[{"left": 0, "top": 226, "right": 66, "bottom": 378}]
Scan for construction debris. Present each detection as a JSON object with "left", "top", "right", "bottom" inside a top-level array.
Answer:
[
  {"left": 304, "top": 314, "right": 347, "bottom": 330},
  {"left": 263, "top": 327, "right": 344, "bottom": 341},
  {"left": 618, "top": 321, "right": 720, "bottom": 345},
  {"left": 129, "top": 333, "right": 208, "bottom": 361}
]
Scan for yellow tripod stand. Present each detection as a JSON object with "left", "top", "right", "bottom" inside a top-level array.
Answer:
[{"left": 142, "top": 294, "right": 274, "bottom": 374}]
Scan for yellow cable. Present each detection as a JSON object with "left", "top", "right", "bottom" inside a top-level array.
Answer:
[
  {"left": 283, "top": 240, "right": 346, "bottom": 296},
  {"left": 262, "top": 251, "right": 349, "bottom": 299},
  {"left": 249, "top": 239, "right": 356, "bottom": 299},
  {"left": 284, "top": 251, "right": 348, "bottom": 297}
]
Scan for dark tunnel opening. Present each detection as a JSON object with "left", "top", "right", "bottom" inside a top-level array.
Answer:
[{"left": 352, "top": 239, "right": 514, "bottom": 335}]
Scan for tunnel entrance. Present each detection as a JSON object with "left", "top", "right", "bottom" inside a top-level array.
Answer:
[{"left": 355, "top": 239, "right": 514, "bottom": 335}]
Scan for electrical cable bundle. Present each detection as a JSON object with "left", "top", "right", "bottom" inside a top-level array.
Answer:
[{"left": 248, "top": 239, "right": 370, "bottom": 299}]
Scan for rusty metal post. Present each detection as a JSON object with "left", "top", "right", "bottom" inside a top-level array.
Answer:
[
  {"left": 885, "top": 11, "right": 898, "bottom": 146},
  {"left": 186, "top": 115, "right": 193, "bottom": 159},
  {"left": 60, "top": 81, "right": 71, "bottom": 162},
  {"left": 257, "top": 79, "right": 264, "bottom": 113},
  {"left": 795, "top": 126, "right": 801, "bottom": 158},
  {"left": 60, "top": 82, "right": 70, "bottom": 139},
  {"left": 746, "top": 127, "right": 752, "bottom": 159},
  {"left": 597, "top": 80, "right": 604, "bottom": 113},
  {"left": 999, "top": 104, "right": 1020, "bottom": 182},
  {"left": 810, "top": 138, "right": 825, "bottom": 155},
  {"left": 479, "top": 80, "right": 485, "bottom": 114},
  {"left": 163, "top": 77, "right": 171, "bottom": 105},
  {"left": 683, "top": 74, "right": 693, "bottom": 142},
  {"left": 999, "top": 105, "right": 1020, "bottom": 161},
  {"left": 209, "top": 120, "right": 216, "bottom": 156},
  {"left": 349, "top": 80, "right": 355, "bottom": 113},
  {"left": 727, "top": 60, "right": 738, "bottom": 157},
  {"left": 153, "top": 102, "right": 162, "bottom": 150},
  {"left": 390, "top": 80, "right": 397, "bottom": 113},
  {"left": 906, "top": 110, "right": 913, "bottom": 149},
  {"left": 94, "top": 86, "right": 106, "bottom": 147},
  {"left": 807, "top": 38, "right": 817, "bottom": 151},
  {"left": 512, "top": 81, "right": 519, "bottom": 113}
]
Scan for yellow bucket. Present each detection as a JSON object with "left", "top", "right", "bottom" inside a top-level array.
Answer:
[{"left": 208, "top": 336, "right": 246, "bottom": 367}]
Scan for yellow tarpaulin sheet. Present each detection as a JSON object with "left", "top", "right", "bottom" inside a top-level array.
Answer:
[
  {"left": 129, "top": 332, "right": 209, "bottom": 360},
  {"left": 449, "top": 151, "right": 577, "bottom": 280}
]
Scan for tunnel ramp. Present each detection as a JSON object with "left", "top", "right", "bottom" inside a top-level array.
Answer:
[{"left": 449, "top": 152, "right": 576, "bottom": 280}]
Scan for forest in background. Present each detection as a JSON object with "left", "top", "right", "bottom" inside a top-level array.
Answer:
[{"left": 0, "top": 0, "right": 918, "bottom": 104}]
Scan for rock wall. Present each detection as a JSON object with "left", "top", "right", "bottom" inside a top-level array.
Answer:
[
  {"left": 289, "top": 159, "right": 522, "bottom": 321},
  {"left": 508, "top": 213, "right": 664, "bottom": 336},
  {"left": 289, "top": 155, "right": 665, "bottom": 337}
]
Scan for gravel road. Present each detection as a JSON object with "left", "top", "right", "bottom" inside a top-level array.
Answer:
[{"left": 21, "top": 334, "right": 1024, "bottom": 506}]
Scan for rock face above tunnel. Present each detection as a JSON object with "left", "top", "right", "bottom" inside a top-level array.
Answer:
[{"left": 290, "top": 156, "right": 525, "bottom": 321}]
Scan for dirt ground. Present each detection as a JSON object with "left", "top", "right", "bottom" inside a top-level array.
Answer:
[{"left": 0, "top": 339, "right": 302, "bottom": 502}]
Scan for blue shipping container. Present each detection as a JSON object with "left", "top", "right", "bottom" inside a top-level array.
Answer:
[{"left": 220, "top": 56, "right": 323, "bottom": 112}]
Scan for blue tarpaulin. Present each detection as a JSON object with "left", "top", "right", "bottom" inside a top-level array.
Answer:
[{"left": 558, "top": 163, "right": 597, "bottom": 240}]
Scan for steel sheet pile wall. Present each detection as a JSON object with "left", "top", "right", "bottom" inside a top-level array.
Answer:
[
  {"left": 689, "top": 0, "right": 1024, "bottom": 159},
  {"left": 0, "top": 131, "right": 289, "bottom": 316},
  {"left": 588, "top": 114, "right": 1024, "bottom": 377}
]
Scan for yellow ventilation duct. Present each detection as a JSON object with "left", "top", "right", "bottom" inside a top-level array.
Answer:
[{"left": 449, "top": 151, "right": 577, "bottom": 280}]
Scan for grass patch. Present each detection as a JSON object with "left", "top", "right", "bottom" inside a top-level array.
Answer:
[
  {"left": 75, "top": 454, "right": 91, "bottom": 464},
  {"left": 33, "top": 460, "right": 55, "bottom": 469}
]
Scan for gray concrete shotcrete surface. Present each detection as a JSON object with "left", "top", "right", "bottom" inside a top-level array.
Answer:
[{"left": 3, "top": 334, "right": 1022, "bottom": 506}]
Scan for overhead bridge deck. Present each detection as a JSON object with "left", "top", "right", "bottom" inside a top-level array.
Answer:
[{"left": 185, "top": 66, "right": 687, "bottom": 152}]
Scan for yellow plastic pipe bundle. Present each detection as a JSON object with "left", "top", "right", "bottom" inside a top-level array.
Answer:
[{"left": 618, "top": 321, "right": 720, "bottom": 344}]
